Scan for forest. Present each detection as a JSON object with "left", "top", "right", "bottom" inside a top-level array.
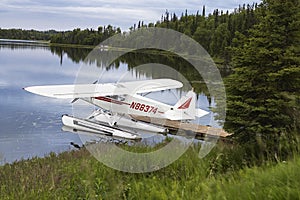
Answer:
[{"left": 133, "top": 0, "right": 299, "bottom": 163}]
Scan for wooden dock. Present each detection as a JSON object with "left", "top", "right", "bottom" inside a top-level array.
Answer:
[{"left": 131, "top": 116, "right": 231, "bottom": 138}]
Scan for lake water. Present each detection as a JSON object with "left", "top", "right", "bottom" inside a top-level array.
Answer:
[{"left": 0, "top": 41, "right": 218, "bottom": 164}]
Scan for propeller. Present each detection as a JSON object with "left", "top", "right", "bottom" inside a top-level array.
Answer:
[{"left": 71, "top": 98, "right": 79, "bottom": 104}]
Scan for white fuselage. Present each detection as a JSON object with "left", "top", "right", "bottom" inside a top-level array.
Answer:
[{"left": 82, "top": 94, "right": 193, "bottom": 120}]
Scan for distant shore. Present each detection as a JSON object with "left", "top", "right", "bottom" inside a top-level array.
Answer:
[
  {"left": 0, "top": 38, "right": 96, "bottom": 49},
  {"left": 0, "top": 38, "right": 49, "bottom": 44}
]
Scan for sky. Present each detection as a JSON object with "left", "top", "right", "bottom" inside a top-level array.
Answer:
[{"left": 0, "top": 0, "right": 261, "bottom": 31}]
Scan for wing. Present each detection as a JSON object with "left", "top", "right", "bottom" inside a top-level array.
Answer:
[
  {"left": 115, "top": 79, "right": 183, "bottom": 94},
  {"left": 24, "top": 79, "right": 183, "bottom": 99}
]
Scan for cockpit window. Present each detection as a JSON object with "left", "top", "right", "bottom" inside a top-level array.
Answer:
[{"left": 110, "top": 95, "right": 125, "bottom": 101}]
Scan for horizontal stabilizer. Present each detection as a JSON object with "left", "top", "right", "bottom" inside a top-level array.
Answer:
[{"left": 196, "top": 109, "right": 209, "bottom": 118}]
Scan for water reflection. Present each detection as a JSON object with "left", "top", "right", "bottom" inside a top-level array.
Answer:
[
  {"left": 0, "top": 42, "right": 84, "bottom": 164},
  {"left": 50, "top": 46, "right": 91, "bottom": 64}
]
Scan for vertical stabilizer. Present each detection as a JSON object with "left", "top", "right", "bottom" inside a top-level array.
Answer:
[
  {"left": 174, "top": 91, "right": 196, "bottom": 118},
  {"left": 165, "top": 90, "right": 209, "bottom": 120}
]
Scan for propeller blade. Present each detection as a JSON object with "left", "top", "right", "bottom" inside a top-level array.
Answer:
[{"left": 71, "top": 98, "right": 79, "bottom": 104}]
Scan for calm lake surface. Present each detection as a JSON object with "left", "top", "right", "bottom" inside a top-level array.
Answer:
[{"left": 0, "top": 41, "right": 219, "bottom": 164}]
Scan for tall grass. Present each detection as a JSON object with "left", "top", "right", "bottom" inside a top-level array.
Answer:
[{"left": 0, "top": 142, "right": 299, "bottom": 199}]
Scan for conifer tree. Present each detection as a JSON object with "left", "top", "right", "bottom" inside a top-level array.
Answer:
[{"left": 225, "top": 0, "right": 300, "bottom": 159}]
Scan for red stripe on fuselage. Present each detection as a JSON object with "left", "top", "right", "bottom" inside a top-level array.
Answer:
[
  {"left": 177, "top": 97, "right": 192, "bottom": 109},
  {"left": 95, "top": 96, "right": 130, "bottom": 105}
]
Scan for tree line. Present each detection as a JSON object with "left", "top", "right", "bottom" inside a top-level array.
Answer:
[
  {"left": 0, "top": 25, "right": 121, "bottom": 46},
  {"left": 0, "top": 29, "right": 58, "bottom": 41},
  {"left": 132, "top": 3, "right": 259, "bottom": 64},
  {"left": 50, "top": 25, "right": 121, "bottom": 45}
]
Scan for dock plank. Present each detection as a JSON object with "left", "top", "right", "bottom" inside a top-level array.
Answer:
[{"left": 131, "top": 115, "right": 231, "bottom": 138}]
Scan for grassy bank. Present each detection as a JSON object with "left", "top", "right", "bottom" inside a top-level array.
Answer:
[{"left": 0, "top": 144, "right": 299, "bottom": 199}]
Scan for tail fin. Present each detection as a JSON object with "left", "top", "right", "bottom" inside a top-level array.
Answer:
[
  {"left": 174, "top": 91, "right": 196, "bottom": 110},
  {"left": 174, "top": 90, "right": 209, "bottom": 119},
  {"left": 174, "top": 91, "right": 196, "bottom": 119}
]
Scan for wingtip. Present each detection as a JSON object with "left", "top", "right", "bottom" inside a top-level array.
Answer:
[
  {"left": 23, "top": 86, "right": 35, "bottom": 94},
  {"left": 23, "top": 87, "right": 30, "bottom": 92}
]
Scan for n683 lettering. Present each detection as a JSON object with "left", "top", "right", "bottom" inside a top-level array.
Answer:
[{"left": 130, "top": 102, "right": 158, "bottom": 114}]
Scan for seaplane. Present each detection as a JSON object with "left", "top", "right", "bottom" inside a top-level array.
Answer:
[{"left": 24, "top": 79, "right": 209, "bottom": 140}]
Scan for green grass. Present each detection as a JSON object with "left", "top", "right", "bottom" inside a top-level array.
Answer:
[{"left": 0, "top": 144, "right": 299, "bottom": 200}]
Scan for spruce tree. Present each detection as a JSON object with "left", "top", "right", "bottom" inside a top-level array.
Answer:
[{"left": 225, "top": 0, "right": 300, "bottom": 160}]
